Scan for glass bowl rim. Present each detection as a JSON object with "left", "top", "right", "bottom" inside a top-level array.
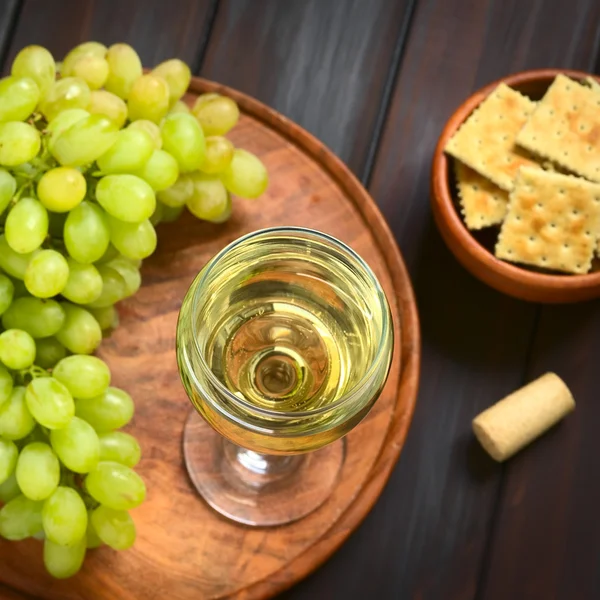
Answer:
[{"left": 184, "top": 226, "right": 394, "bottom": 420}]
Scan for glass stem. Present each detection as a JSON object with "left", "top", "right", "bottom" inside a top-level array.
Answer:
[{"left": 221, "top": 439, "right": 305, "bottom": 491}]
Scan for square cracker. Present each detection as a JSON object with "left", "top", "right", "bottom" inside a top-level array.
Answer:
[
  {"left": 454, "top": 160, "right": 508, "bottom": 229},
  {"left": 516, "top": 74, "right": 600, "bottom": 183},
  {"left": 445, "top": 83, "right": 538, "bottom": 191},
  {"left": 496, "top": 166, "right": 600, "bottom": 274}
]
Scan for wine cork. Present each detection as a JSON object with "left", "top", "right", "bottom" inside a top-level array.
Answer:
[{"left": 472, "top": 372, "right": 575, "bottom": 461}]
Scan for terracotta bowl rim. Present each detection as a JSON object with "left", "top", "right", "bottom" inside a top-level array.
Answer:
[{"left": 432, "top": 67, "right": 600, "bottom": 294}]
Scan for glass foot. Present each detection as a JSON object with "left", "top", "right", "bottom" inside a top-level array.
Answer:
[{"left": 183, "top": 410, "right": 346, "bottom": 526}]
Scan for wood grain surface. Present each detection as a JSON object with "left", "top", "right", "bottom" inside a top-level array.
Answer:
[
  {"left": 1, "top": 0, "right": 600, "bottom": 598},
  {"left": 0, "top": 78, "right": 420, "bottom": 599}
]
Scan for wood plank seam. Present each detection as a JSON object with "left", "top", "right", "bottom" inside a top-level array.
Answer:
[
  {"left": 190, "top": 0, "right": 220, "bottom": 75},
  {"left": 0, "top": 0, "right": 23, "bottom": 72},
  {"left": 473, "top": 306, "right": 542, "bottom": 600},
  {"left": 361, "top": 0, "right": 418, "bottom": 187}
]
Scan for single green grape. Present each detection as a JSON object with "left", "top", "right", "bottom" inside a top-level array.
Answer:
[
  {"left": 186, "top": 172, "right": 231, "bottom": 222},
  {"left": 16, "top": 442, "right": 60, "bottom": 501},
  {"left": 62, "top": 41, "right": 107, "bottom": 74},
  {"left": 200, "top": 136, "right": 234, "bottom": 174},
  {"left": 96, "top": 174, "right": 156, "bottom": 222},
  {"left": 40, "top": 77, "right": 91, "bottom": 121},
  {"left": 85, "top": 461, "right": 145, "bottom": 511},
  {"left": 0, "top": 494, "right": 43, "bottom": 540},
  {"left": 97, "top": 129, "right": 155, "bottom": 174},
  {"left": 160, "top": 113, "right": 205, "bottom": 172},
  {"left": 108, "top": 216, "right": 157, "bottom": 260},
  {"left": 88, "top": 89, "right": 128, "bottom": 128},
  {"left": 157, "top": 173, "right": 193, "bottom": 208},
  {"left": 2, "top": 297, "right": 65, "bottom": 338},
  {"left": 127, "top": 74, "right": 170, "bottom": 123},
  {"left": 53, "top": 355, "right": 111, "bottom": 400},
  {"left": 0, "top": 121, "right": 41, "bottom": 166},
  {"left": 56, "top": 303, "right": 102, "bottom": 355},
  {"left": 153, "top": 58, "right": 191, "bottom": 105},
  {"left": 62, "top": 258, "right": 103, "bottom": 305},
  {"left": 0, "top": 273, "right": 14, "bottom": 315},
  {"left": 98, "top": 431, "right": 141, "bottom": 468},
  {"left": 91, "top": 505, "right": 136, "bottom": 550},
  {"left": 5, "top": 197, "right": 48, "bottom": 254},
  {"left": 150, "top": 200, "right": 163, "bottom": 226},
  {"left": 75, "top": 387, "right": 134, "bottom": 432},
  {"left": 64, "top": 201, "right": 110, "bottom": 264},
  {"left": 24, "top": 249, "right": 69, "bottom": 298},
  {"left": 105, "top": 257, "right": 141, "bottom": 297},
  {"left": 0, "top": 76, "right": 40, "bottom": 122},
  {"left": 25, "top": 376, "right": 74, "bottom": 429},
  {"left": 86, "top": 509, "right": 103, "bottom": 548},
  {"left": 88, "top": 305, "right": 119, "bottom": 331},
  {"left": 220, "top": 148, "right": 269, "bottom": 199},
  {"left": 0, "top": 438, "right": 18, "bottom": 485},
  {"left": 42, "top": 486, "right": 87, "bottom": 546},
  {"left": 0, "top": 473, "right": 21, "bottom": 503},
  {"left": 50, "top": 417, "right": 100, "bottom": 473},
  {"left": 161, "top": 202, "right": 185, "bottom": 223},
  {"left": 50, "top": 114, "right": 118, "bottom": 167},
  {"left": 85, "top": 265, "right": 127, "bottom": 309},
  {"left": 35, "top": 337, "right": 67, "bottom": 369},
  {"left": 133, "top": 149, "right": 179, "bottom": 191},
  {"left": 0, "top": 364, "right": 13, "bottom": 407},
  {"left": 192, "top": 93, "right": 240, "bottom": 136},
  {"left": 128, "top": 119, "right": 162, "bottom": 149},
  {"left": 104, "top": 43, "right": 142, "bottom": 99},
  {"left": 168, "top": 99, "right": 190, "bottom": 114},
  {"left": 43, "top": 536, "right": 86, "bottom": 579},
  {"left": 37, "top": 167, "right": 86, "bottom": 212},
  {"left": 46, "top": 107, "right": 89, "bottom": 140},
  {"left": 0, "top": 329, "right": 36, "bottom": 369},
  {"left": 0, "top": 168, "right": 16, "bottom": 215},
  {"left": 0, "top": 235, "right": 32, "bottom": 279},
  {"left": 0, "top": 387, "right": 35, "bottom": 440},
  {"left": 11, "top": 45, "right": 55, "bottom": 96},
  {"left": 63, "top": 55, "right": 109, "bottom": 90}
]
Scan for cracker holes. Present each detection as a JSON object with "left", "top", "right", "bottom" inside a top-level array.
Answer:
[
  {"left": 516, "top": 215, "right": 522, "bottom": 221},
  {"left": 541, "top": 257, "right": 548, "bottom": 263},
  {"left": 579, "top": 124, "right": 586, "bottom": 132},
  {"left": 564, "top": 243, "right": 570, "bottom": 249},
  {"left": 529, "top": 236, "right": 535, "bottom": 242},
  {"left": 472, "top": 185, "right": 479, "bottom": 191},
  {"left": 576, "top": 263, "right": 582, "bottom": 269},
  {"left": 563, "top": 151, "right": 569, "bottom": 157},
  {"left": 572, "top": 105, "right": 579, "bottom": 111},
  {"left": 572, "top": 209, "right": 579, "bottom": 216},
  {"left": 558, "top": 188, "right": 566, "bottom": 195},
  {"left": 507, "top": 249, "right": 513, "bottom": 255},
  {"left": 536, "top": 202, "right": 543, "bottom": 209},
  {"left": 549, "top": 109, "right": 555, "bottom": 116},
  {"left": 587, "top": 145, "right": 593, "bottom": 152},
  {"left": 550, "top": 223, "right": 557, "bottom": 228},
  {"left": 498, "top": 115, "right": 504, "bottom": 120}
]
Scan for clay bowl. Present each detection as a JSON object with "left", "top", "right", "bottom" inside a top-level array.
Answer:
[{"left": 431, "top": 69, "right": 600, "bottom": 304}]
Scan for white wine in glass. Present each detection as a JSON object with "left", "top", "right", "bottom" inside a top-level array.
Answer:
[{"left": 177, "top": 227, "right": 393, "bottom": 526}]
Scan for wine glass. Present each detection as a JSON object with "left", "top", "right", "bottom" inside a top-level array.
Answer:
[{"left": 176, "top": 227, "right": 393, "bottom": 526}]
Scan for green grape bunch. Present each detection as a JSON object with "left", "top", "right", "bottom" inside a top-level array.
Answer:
[{"left": 0, "top": 41, "right": 269, "bottom": 579}]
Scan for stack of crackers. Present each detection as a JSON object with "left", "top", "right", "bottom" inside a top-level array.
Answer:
[{"left": 445, "top": 74, "right": 600, "bottom": 275}]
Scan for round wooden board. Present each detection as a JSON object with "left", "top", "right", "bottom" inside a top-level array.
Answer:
[{"left": 0, "top": 78, "right": 420, "bottom": 600}]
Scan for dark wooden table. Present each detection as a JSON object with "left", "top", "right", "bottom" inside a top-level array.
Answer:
[{"left": 2, "top": 0, "right": 599, "bottom": 598}]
